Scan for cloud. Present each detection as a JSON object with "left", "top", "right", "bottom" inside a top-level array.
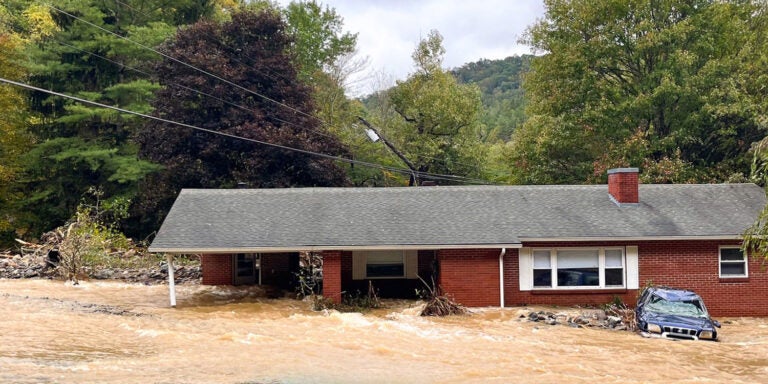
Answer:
[{"left": 277, "top": 0, "right": 545, "bottom": 95}]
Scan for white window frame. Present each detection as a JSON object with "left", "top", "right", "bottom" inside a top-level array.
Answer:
[
  {"left": 365, "top": 250, "right": 406, "bottom": 279},
  {"left": 530, "top": 247, "right": 626, "bottom": 289},
  {"left": 532, "top": 250, "right": 553, "bottom": 288},
  {"left": 719, "top": 246, "right": 748, "bottom": 278},
  {"left": 352, "top": 250, "right": 418, "bottom": 280}
]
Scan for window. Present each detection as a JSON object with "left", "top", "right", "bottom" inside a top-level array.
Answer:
[
  {"left": 719, "top": 247, "right": 747, "bottom": 277},
  {"left": 533, "top": 250, "right": 552, "bottom": 287},
  {"left": 557, "top": 249, "right": 599, "bottom": 286},
  {"left": 604, "top": 249, "right": 624, "bottom": 286},
  {"left": 531, "top": 248, "right": 625, "bottom": 289},
  {"left": 365, "top": 250, "right": 405, "bottom": 278},
  {"left": 352, "top": 250, "right": 418, "bottom": 280}
]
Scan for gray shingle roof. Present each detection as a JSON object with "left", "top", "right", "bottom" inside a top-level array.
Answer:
[{"left": 148, "top": 184, "right": 767, "bottom": 252}]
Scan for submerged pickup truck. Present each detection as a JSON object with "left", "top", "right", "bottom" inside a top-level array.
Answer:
[{"left": 636, "top": 287, "right": 721, "bottom": 341}]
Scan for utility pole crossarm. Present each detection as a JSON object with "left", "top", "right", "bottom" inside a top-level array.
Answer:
[{"left": 357, "top": 117, "right": 419, "bottom": 186}]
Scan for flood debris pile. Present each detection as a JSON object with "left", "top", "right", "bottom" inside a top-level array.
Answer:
[
  {"left": 0, "top": 248, "right": 201, "bottom": 285},
  {"left": 416, "top": 275, "right": 468, "bottom": 317},
  {"left": 0, "top": 251, "right": 51, "bottom": 279},
  {"left": 524, "top": 307, "right": 635, "bottom": 331},
  {"left": 2, "top": 198, "right": 201, "bottom": 285},
  {"left": 91, "top": 261, "right": 201, "bottom": 285},
  {"left": 421, "top": 295, "right": 468, "bottom": 316}
]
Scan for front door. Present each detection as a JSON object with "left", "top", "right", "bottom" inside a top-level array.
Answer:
[{"left": 233, "top": 253, "right": 260, "bottom": 285}]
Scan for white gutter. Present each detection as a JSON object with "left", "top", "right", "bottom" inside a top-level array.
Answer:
[
  {"left": 149, "top": 243, "right": 523, "bottom": 254},
  {"left": 499, "top": 247, "right": 506, "bottom": 308},
  {"left": 517, "top": 235, "right": 743, "bottom": 242}
]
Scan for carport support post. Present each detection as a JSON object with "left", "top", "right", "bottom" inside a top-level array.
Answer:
[
  {"left": 166, "top": 254, "right": 177, "bottom": 307},
  {"left": 322, "top": 250, "right": 342, "bottom": 303}
]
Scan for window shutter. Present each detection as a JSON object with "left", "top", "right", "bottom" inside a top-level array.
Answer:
[
  {"left": 626, "top": 246, "right": 639, "bottom": 289},
  {"left": 405, "top": 250, "right": 418, "bottom": 279},
  {"left": 352, "top": 251, "right": 366, "bottom": 280},
  {"left": 519, "top": 247, "right": 533, "bottom": 291}
]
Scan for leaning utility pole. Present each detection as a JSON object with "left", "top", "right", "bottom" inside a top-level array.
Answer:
[{"left": 357, "top": 116, "right": 419, "bottom": 186}]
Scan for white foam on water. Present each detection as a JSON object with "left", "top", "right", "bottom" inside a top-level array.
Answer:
[{"left": 135, "top": 329, "right": 166, "bottom": 338}]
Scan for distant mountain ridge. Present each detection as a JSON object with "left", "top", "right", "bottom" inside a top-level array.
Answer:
[
  {"left": 451, "top": 54, "right": 532, "bottom": 142},
  {"left": 360, "top": 55, "right": 532, "bottom": 143}
]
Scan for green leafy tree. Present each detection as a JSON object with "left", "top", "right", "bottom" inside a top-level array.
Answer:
[
  {"left": 135, "top": 9, "right": 350, "bottom": 230},
  {"left": 0, "top": 2, "right": 57, "bottom": 244},
  {"left": 16, "top": 0, "right": 214, "bottom": 239},
  {"left": 738, "top": 2, "right": 768, "bottom": 261},
  {"left": 507, "top": 0, "right": 767, "bottom": 184},
  {"left": 379, "top": 30, "right": 486, "bottom": 184},
  {"left": 281, "top": 1, "right": 371, "bottom": 187},
  {"left": 282, "top": 0, "right": 357, "bottom": 81}
]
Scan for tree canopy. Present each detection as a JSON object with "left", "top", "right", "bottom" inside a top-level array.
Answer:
[
  {"left": 5, "top": 0, "right": 768, "bottom": 251},
  {"left": 13, "top": 0, "right": 213, "bottom": 238},
  {"left": 135, "top": 9, "right": 350, "bottom": 229},
  {"left": 0, "top": 0, "right": 366, "bottom": 246},
  {"left": 506, "top": 0, "right": 767, "bottom": 185},
  {"left": 0, "top": 2, "right": 45, "bottom": 240},
  {"left": 282, "top": 0, "right": 358, "bottom": 81},
  {"left": 378, "top": 30, "right": 486, "bottom": 184}
]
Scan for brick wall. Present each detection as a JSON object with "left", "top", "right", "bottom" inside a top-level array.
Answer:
[
  {"left": 636, "top": 240, "right": 767, "bottom": 317},
  {"left": 201, "top": 254, "right": 233, "bottom": 285},
  {"left": 503, "top": 248, "right": 518, "bottom": 307},
  {"left": 502, "top": 240, "right": 768, "bottom": 317},
  {"left": 438, "top": 248, "right": 501, "bottom": 307},
  {"left": 322, "top": 250, "right": 342, "bottom": 302}
]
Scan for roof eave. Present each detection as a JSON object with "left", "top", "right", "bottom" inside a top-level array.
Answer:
[{"left": 149, "top": 243, "right": 523, "bottom": 254}]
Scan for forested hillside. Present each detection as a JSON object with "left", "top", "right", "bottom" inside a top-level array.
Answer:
[{"left": 452, "top": 55, "right": 531, "bottom": 142}]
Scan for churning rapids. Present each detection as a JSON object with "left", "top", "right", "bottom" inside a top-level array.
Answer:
[{"left": 1, "top": 280, "right": 767, "bottom": 384}]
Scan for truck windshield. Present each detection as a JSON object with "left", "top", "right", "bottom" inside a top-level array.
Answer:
[{"left": 646, "top": 296, "right": 707, "bottom": 317}]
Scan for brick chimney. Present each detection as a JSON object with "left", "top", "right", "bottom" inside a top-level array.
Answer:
[{"left": 607, "top": 168, "right": 639, "bottom": 204}]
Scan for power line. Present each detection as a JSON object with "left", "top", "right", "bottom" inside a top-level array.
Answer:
[
  {"left": 0, "top": 77, "right": 494, "bottom": 185},
  {"left": 47, "top": 2, "right": 482, "bottom": 178},
  {"left": 357, "top": 117, "right": 486, "bottom": 176},
  {"left": 49, "top": 38, "right": 342, "bottom": 143},
  {"left": 35, "top": 3, "right": 495, "bottom": 185},
  {"left": 45, "top": 2, "right": 372, "bottom": 152},
  {"left": 44, "top": 3, "right": 322, "bottom": 126}
]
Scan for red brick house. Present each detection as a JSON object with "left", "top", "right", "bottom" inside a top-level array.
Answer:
[{"left": 149, "top": 168, "right": 768, "bottom": 316}]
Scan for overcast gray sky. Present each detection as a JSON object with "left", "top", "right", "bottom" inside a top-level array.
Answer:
[{"left": 277, "top": 1, "right": 546, "bottom": 95}]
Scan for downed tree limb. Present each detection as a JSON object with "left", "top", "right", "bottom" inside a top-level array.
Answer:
[
  {"left": 15, "top": 238, "right": 35, "bottom": 246},
  {"left": 417, "top": 274, "right": 468, "bottom": 317},
  {"left": 421, "top": 295, "right": 468, "bottom": 317}
]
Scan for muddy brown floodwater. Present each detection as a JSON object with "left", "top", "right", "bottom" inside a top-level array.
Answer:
[{"left": 1, "top": 280, "right": 767, "bottom": 384}]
